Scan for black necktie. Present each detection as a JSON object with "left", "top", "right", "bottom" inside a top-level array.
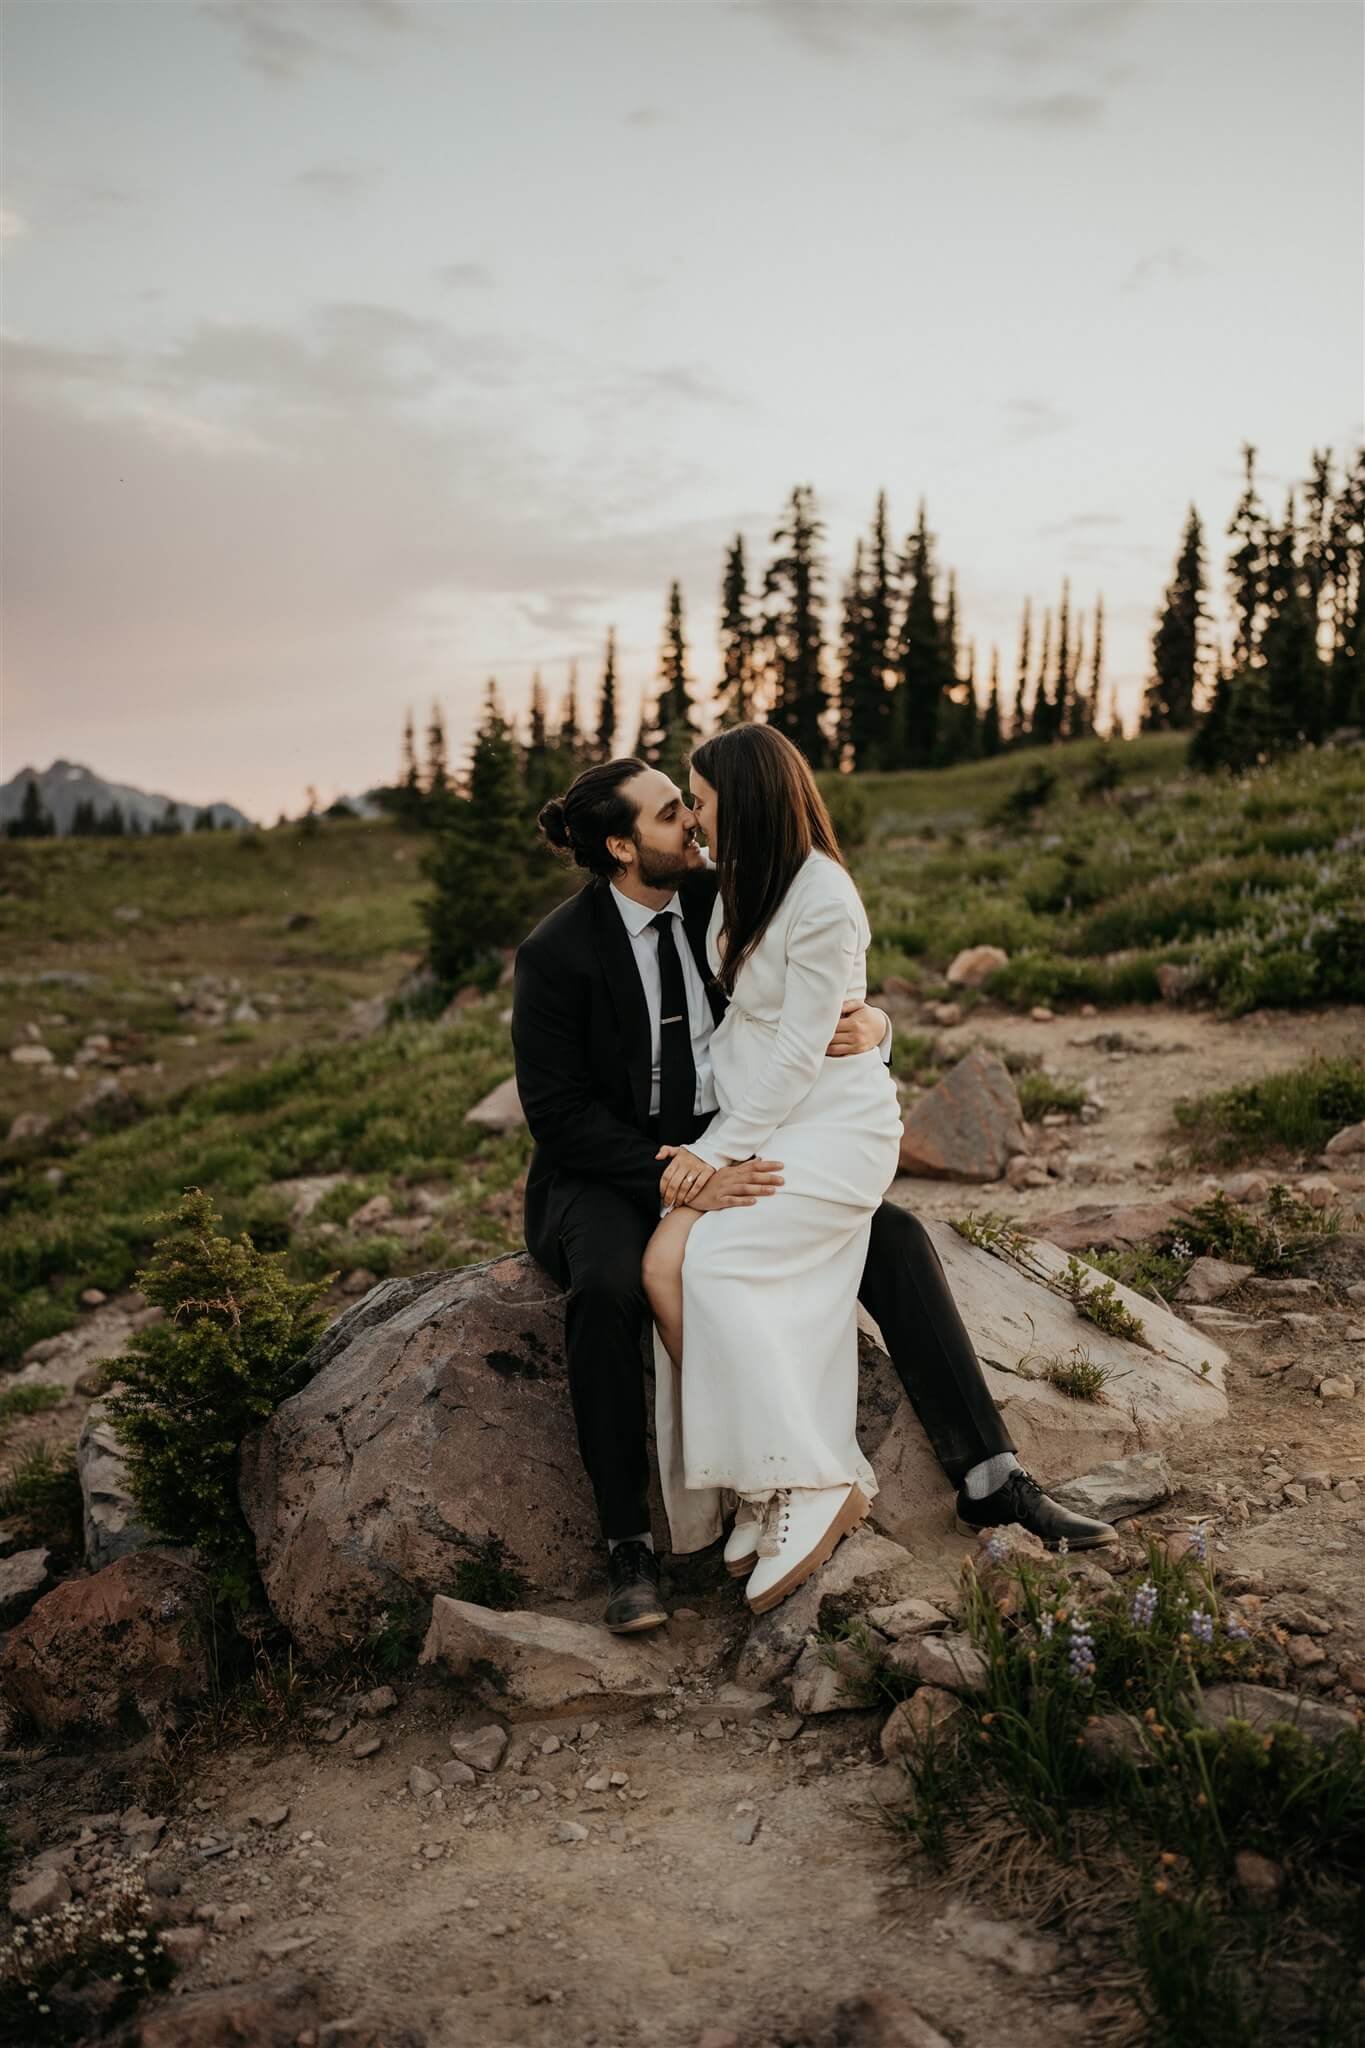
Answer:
[{"left": 650, "top": 911, "right": 696, "bottom": 1141}]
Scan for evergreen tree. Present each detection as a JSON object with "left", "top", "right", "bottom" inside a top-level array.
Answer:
[
  {"left": 1027, "top": 608, "right": 1054, "bottom": 746},
  {"left": 1227, "top": 442, "right": 1269, "bottom": 673},
  {"left": 100, "top": 801, "right": 127, "bottom": 836},
  {"left": 556, "top": 664, "right": 582, "bottom": 757},
  {"left": 524, "top": 671, "right": 555, "bottom": 808},
  {"left": 1260, "top": 492, "right": 1326, "bottom": 745},
  {"left": 1302, "top": 447, "right": 1334, "bottom": 653},
  {"left": 1085, "top": 595, "right": 1106, "bottom": 737},
  {"left": 1063, "top": 611, "right": 1085, "bottom": 740},
  {"left": 70, "top": 798, "right": 99, "bottom": 836},
  {"left": 836, "top": 538, "right": 875, "bottom": 770},
  {"left": 1012, "top": 599, "right": 1033, "bottom": 744},
  {"left": 8, "top": 778, "right": 56, "bottom": 838},
  {"left": 640, "top": 581, "right": 698, "bottom": 781},
  {"left": 1048, "top": 579, "right": 1072, "bottom": 743},
  {"left": 893, "top": 500, "right": 950, "bottom": 768},
  {"left": 858, "top": 490, "right": 896, "bottom": 768},
  {"left": 425, "top": 701, "right": 451, "bottom": 807},
  {"left": 421, "top": 683, "right": 544, "bottom": 986},
  {"left": 761, "top": 485, "right": 830, "bottom": 768},
  {"left": 398, "top": 708, "right": 424, "bottom": 824},
  {"left": 193, "top": 806, "right": 217, "bottom": 832},
  {"left": 981, "top": 647, "right": 1003, "bottom": 756},
  {"left": 594, "top": 627, "right": 619, "bottom": 763},
  {"left": 150, "top": 799, "right": 183, "bottom": 836},
  {"left": 1326, "top": 446, "right": 1364, "bottom": 724},
  {"left": 1143, "top": 507, "right": 1208, "bottom": 730},
  {"left": 717, "top": 535, "right": 757, "bottom": 727}
]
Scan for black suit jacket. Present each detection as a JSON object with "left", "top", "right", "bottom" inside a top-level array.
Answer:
[{"left": 512, "top": 870, "right": 724, "bottom": 1264}]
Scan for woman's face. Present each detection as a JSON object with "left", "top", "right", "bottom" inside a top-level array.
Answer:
[{"left": 688, "top": 769, "right": 718, "bottom": 849}]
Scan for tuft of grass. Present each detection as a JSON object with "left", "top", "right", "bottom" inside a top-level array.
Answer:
[
  {"left": 0, "top": 1382, "right": 64, "bottom": 1432},
  {"left": 1061, "top": 1254, "right": 1147, "bottom": 1342},
  {"left": 1017, "top": 1072, "right": 1088, "bottom": 1121},
  {"left": 1083, "top": 1242, "right": 1193, "bottom": 1304},
  {"left": 1173, "top": 1055, "right": 1365, "bottom": 1167},
  {"left": 1037, "top": 1346, "right": 1110, "bottom": 1401},
  {"left": 950, "top": 1211, "right": 1030, "bottom": 1259},
  {"left": 447, "top": 1530, "right": 530, "bottom": 1610},
  {"left": 0, "top": 1441, "right": 84, "bottom": 1563}
]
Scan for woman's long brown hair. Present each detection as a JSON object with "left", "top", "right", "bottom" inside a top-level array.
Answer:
[{"left": 689, "top": 723, "right": 845, "bottom": 996}]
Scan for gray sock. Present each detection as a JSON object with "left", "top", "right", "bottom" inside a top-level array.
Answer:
[
  {"left": 607, "top": 1531, "right": 654, "bottom": 1552},
  {"left": 964, "top": 1453, "right": 1021, "bottom": 1500}
]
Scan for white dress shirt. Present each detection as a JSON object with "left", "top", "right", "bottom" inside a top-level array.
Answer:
[{"left": 609, "top": 884, "right": 718, "bottom": 1119}]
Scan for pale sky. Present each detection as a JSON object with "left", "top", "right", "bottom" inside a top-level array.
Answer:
[{"left": 2, "top": 0, "right": 1361, "bottom": 822}]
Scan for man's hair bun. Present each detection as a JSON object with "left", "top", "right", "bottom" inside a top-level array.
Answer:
[{"left": 537, "top": 796, "right": 571, "bottom": 850}]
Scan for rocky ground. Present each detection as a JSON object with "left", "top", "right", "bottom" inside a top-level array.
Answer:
[{"left": 3, "top": 1001, "right": 1364, "bottom": 2047}]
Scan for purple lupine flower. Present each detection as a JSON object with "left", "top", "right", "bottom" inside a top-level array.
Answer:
[
  {"left": 1190, "top": 1608, "right": 1215, "bottom": 1645},
  {"left": 1130, "top": 1580, "right": 1158, "bottom": 1629},
  {"left": 1039, "top": 1612, "right": 1055, "bottom": 1641},
  {"left": 986, "top": 1531, "right": 1010, "bottom": 1564},
  {"left": 1190, "top": 1525, "right": 1209, "bottom": 1564},
  {"left": 1226, "top": 1615, "right": 1249, "bottom": 1641},
  {"left": 1067, "top": 1619, "right": 1096, "bottom": 1684}
]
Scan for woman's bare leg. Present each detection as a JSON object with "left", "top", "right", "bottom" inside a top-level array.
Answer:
[{"left": 642, "top": 1207, "right": 704, "bottom": 1369}]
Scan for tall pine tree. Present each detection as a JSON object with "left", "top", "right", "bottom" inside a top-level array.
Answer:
[
  {"left": 424, "top": 701, "right": 450, "bottom": 807},
  {"left": 1144, "top": 506, "right": 1208, "bottom": 730},
  {"left": 640, "top": 581, "right": 698, "bottom": 781},
  {"left": 1227, "top": 442, "right": 1269, "bottom": 674},
  {"left": 556, "top": 664, "right": 582, "bottom": 757},
  {"left": 1260, "top": 493, "right": 1326, "bottom": 745},
  {"left": 761, "top": 485, "right": 830, "bottom": 768},
  {"left": 594, "top": 627, "right": 619, "bottom": 763},
  {"left": 422, "top": 682, "right": 542, "bottom": 986},
  {"left": 1327, "top": 445, "right": 1365, "bottom": 723},
  {"left": 893, "top": 500, "right": 950, "bottom": 768},
  {"left": 717, "top": 536, "right": 757, "bottom": 727},
  {"left": 1012, "top": 599, "right": 1033, "bottom": 744},
  {"left": 981, "top": 647, "right": 1003, "bottom": 755}
]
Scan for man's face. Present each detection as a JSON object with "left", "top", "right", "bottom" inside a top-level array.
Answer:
[{"left": 611, "top": 767, "right": 705, "bottom": 889}]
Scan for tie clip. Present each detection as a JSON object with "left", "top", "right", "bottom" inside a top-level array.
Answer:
[{"left": 661, "top": 1014, "right": 683, "bottom": 1024}]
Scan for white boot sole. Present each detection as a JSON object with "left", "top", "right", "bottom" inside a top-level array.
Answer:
[{"left": 744, "top": 1486, "right": 871, "bottom": 1615}]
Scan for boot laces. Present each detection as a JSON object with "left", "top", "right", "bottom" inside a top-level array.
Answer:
[{"left": 755, "top": 1489, "right": 792, "bottom": 1558}]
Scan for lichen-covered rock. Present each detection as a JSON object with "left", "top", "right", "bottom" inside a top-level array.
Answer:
[
  {"left": 0, "top": 1548, "right": 212, "bottom": 1735},
  {"left": 897, "top": 1049, "right": 1027, "bottom": 1182},
  {"left": 420, "top": 1596, "right": 678, "bottom": 1716}
]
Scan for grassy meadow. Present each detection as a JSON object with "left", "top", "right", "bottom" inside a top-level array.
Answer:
[{"left": 2, "top": 735, "right": 1363, "bottom": 1371}]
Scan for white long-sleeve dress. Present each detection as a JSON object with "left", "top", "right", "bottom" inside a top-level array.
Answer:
[{"left": 652, "top": 850, "right": 904, "bottom": 1555}]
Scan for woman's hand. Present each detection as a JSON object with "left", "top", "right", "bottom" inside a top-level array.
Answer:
[
  {"left": 656, "top": 1144, "right": 716, "bottom": 1209},
  {"left": 825, "top": 999, "right": 890, "bottom": 1057}
]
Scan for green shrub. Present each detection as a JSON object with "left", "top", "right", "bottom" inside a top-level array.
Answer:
[
  {"left": 0, "top": 1869, "right": 174, "bottom": 2044},
  {"left": 0, "top": 1382, "right": 63, "bottom": 1433},
  {"left": 1016, "top": 1072, "right": 1087, "bottom": 1120},
  {"left": 104, "top": 1189, "right": 329, "bottom": 1601},
  {"left": 0, "top": 1443, "right": 83, "bottom": 1564},
  {"left": 990, "top": 762, "right": 1056, "bottom": 826},
  {"left": 1172, "top": 1056, "right": 1365, "bottom": 1166},
  {"left": 1169, "top": 1186, "right": 1338, "bottom": 1275}
]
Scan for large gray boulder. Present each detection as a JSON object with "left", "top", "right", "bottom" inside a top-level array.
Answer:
[
  {"left": 78, "top": 1400, "right": 156, "bottom": 1568},
  {"left": 240, "top": 1227, "right": 1228, "bottom": 1658}
]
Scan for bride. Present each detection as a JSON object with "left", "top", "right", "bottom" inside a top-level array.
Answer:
[{"left": 642, "top": 723, "right": 903, "bottom": 1615}]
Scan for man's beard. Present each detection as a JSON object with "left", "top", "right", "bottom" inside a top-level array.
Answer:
[{"left": 635, "top": 836, "right": 700, "bottom": 890}]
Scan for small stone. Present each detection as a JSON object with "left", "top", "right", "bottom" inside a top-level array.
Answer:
[
  {"left": 1296, "top": 1175, "right": 1338, "bottom": 1209},
  {"left": 770, "top": 1714, "right": 804, "bottom": 1741},
  {"left": 0, "top": 1547, "right": 54, "bottom": 1626},
  {"left": 159, "top": 1924, "right": 208, "bottom": 1962},
  {"left": 349, "top": 1193, "right": 395, "bottom": 1231},
  {"left": 1345, "top": 1326, "right": 1365, "bottom": 1342},
  {"left": 584, "top": 1770, "right": 610, "bottom": 1792},
  {"left": 319, "top": 1716, "right": 349, "bottom": 1743},
  {"left": 448, "top": 1724, "right": 508, "bottom": 1774},
  {"left": 9, "top": 1865, "right": 71, "bottom": 1918},
  {"left": 541, "top": 1734, "right": 562, "bottom": 1755},
  {"left": 79, "top": 1286, "right": 107, "bottom": 1307},
  {"left": 356, "top": 1684, "right": 397, "bottom": 1716},
  {"left": 553, "top": 1820, "right": 589, "bottom": 1844},
  {"left": 1335, "top": 1479, "right": 1360, "bottom": 1502},
  {"left": 440, "top": 1760, "right": 477, "bottom": 1788},
  {"left": 699, "top": 1718, "right": 726, "bottom": 1740},
  {"left": 11, "top": 1043, "right": 54, "bottom": 1065},
  {"left": 1338, "top": 1660, "right": 1365, "bottom": 1696},
  {"left": 340, "top": 1267, "right": 378, "bottom": 1296},
  {"left": 1319, "top": 1376, "right": 1356, "bottom": 1401},
  {"left": 733, "top": 1813, "right": 761, "bottom": 1846},
  {"left": 352, "top": 1736, "right": 382, "bottom": 1759},
  {"left": 1285, "top": 1635, "right": 1327, "bottom": 1670},
  {"left": 408, "top": 1766, "right": 439, "bottom": 1798},
  {"left": 1283, "top": 1365, "right": 1318, "bottom": 1391},
  {"left": 1281, "top": 1484, "right": 1310, "bottom": 1508},
  {"left": 1233, "top": 1849, "right": 1283, "bottom": 1903},
  {"left": 246, "top": 1803, "right": 290, "bottom": 1828},
  {"left": 1030, "top": 1006, "right": 1055, "bottom": 1022}
]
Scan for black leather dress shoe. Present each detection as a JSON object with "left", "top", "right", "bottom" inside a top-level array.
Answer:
[
  {"left": 604, "top": 1540, "right": 668, "bottom": 1633},
  {"left": 955, "top": 1468, "right": 1117, "bottom": 1550}
]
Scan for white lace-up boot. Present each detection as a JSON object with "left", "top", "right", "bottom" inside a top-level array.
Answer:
[
  {"left": 743, "top": 1482, "right": 871, "bottom": 1615},
  {"left": 722, "top": 1498, "right": 765, "bottom": 1577}
]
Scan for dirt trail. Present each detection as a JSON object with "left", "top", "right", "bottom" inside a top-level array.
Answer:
[{"left": 5, "top": 1001, "right": 1365, "bottom": 2047}]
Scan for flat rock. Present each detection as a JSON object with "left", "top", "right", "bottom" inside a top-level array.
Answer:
[
  {"left": 1023, "top": 1199, "right": 1192, "bottom": 1252},
  {"left": 1177, "top": 1257, "right": 1253, "bottom": 1304},
  {"left": 78, "top": 1400, "right": 157, "bottom": 1568},
  {"left": 897, "top": 1049, "right": 1026, "bottom": 1181},
  {"left": 465, "top": 1076, "right": 525, "bottom": 1132},
  {"left": 0, "top": 1546, "right": 53, "bottom": 1626},
  {"left": 863, "top": 1597, "right": 949, "bottom": 1640},
  {"left": 421, "top": 1597, "right": 678, "bottom": 1716},
  {"left": 901, "top": 1631, "right": 988, "bottom": 1697},
  {"left": 1196, "top": 1683, "right": 1360, "bottom": 1750},
  {"left": 739, "top": 1527, "right": 920, "bottom": 1687},
  {"left": 1051, "top": 1452, "right": 1172, "bottom": 1522},
  {"left": 133, "top": 1971, "right": 320, "bottom": 2048},
  {"left": 946, "top": 945, "right": 1009, "bottom": 989},
  {"left": 1325, "top": 1121, "right": 1365, "bottom": 1158},
  {"left": 864, "top": 1221, "right": 1226, "bottom": 1557},
  {"left": 448, "top": 1723, "right": 508, "bottom": 1772}
]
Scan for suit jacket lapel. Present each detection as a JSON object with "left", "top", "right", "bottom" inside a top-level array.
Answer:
[
  {"left": 588, "top": 882, "right": 653, "bottom": 1127},
  {"left": 681, "top": 874, "right": 727, "bottom": 1025}
]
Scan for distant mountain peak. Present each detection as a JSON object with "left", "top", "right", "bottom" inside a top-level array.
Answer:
[{"left": 1, "top": 759, "right": 254, "bottom": 836}]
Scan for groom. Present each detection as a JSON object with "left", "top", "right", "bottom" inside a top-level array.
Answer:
[{"left": 512, "top": 756, "right": 1116, "bottom": 1632}]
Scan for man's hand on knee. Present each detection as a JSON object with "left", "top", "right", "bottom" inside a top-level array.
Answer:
[{"left": 686, "top": 1158, "right": 784, "bottom": 1210}]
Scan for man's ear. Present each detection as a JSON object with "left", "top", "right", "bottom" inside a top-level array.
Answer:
[{"left": 605, "top": 833, "right": 635, "bottom": 872}]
